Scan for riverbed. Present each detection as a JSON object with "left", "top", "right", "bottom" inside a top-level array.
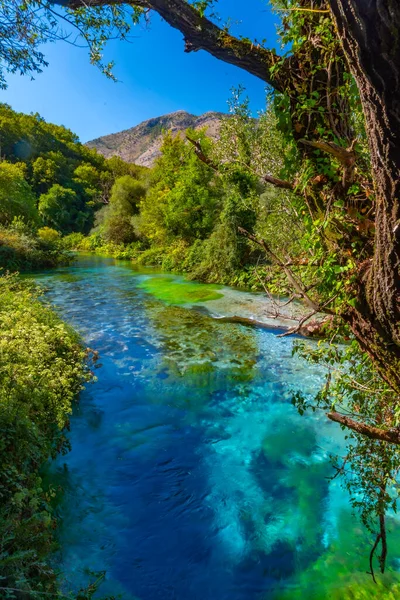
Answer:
[{"left": 35, "top": 255, "right": 400, "bottom": 599}]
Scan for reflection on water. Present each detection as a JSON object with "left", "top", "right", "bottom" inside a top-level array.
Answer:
[{"left": 36, "top": 256, "right": 400, "bottom": 599}]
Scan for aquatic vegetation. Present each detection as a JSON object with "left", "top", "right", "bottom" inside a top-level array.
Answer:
[
  {"left": 137, "top": 275, "right": 223, "bottom": 304},
  {"left": 273, "top": 512, "right": 400, "bottom": 599}
]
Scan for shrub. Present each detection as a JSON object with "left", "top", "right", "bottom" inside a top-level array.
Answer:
[
  {"left": 0, "top": 227, "right": 70, "bottom": 271},
  {"left": 37, "top": 226, "right": 61, "bottom": 244},
  {"left": 62, "top": 231, "right": 85, "bottom": 250},
  {"left": 0, "top": 273, "right": 91, "bottom": 594}
]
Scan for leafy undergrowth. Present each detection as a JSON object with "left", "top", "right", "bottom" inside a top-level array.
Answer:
[
  {"left": 0, "top": 273, "right": 103, "bottom": 598},
  {"left": 0, "top": 223, "right": 71, "bottom": 272}
]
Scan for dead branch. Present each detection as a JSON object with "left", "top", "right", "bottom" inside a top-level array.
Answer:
[
  {"left": 277, "top": 309, "right": 317, "bottom": 337},
  {"left": 328, "top": 454, "right": 350, "bottom": 481},
  {"left": 299, "top": 138, "right": 356, "bottom": 165}
]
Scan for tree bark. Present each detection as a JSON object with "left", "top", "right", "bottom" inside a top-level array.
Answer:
[
  {"left": 327, "top": 411, "right": 400, "bottom": 444},
  {"left": 328, "top": 0, "right": 400, "bottom": 389}
]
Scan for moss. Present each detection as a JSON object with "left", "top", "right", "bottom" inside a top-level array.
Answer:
[{"left": 138, "top": 276, "right": 223, "bottom": 304}]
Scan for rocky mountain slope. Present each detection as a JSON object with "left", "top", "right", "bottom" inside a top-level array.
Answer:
[{"left": 86, "top": 110, "right": 225, "bottom": 167}]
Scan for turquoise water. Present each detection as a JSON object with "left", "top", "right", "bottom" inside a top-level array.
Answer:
[{"left": 36, "top": 256, "right": 400, "bottom": 599}]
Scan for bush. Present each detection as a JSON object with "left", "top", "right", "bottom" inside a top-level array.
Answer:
[
  {"left": 0, "top": 273, "right": 91, "bottom": 594},
  {"left": 136, "top": 246, "right": 165, "bottom": 266},
  {"left": 0, "top": 226, "right": 70, "bottom": 271},
  {"left": 160, "top": 239, "right": 189, "bottom": 271},
  {"left": 37, "top": 226, "right": 61, "bottom": 244},
  {"left": 62, "top": 231, "right": 86, "bottom": 250}
]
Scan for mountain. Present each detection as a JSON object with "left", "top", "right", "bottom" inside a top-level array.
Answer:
[{"left": 86, "top": 110, "right": 224, "bottom": 167}]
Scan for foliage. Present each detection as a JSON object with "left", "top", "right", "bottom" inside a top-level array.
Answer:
[
  {"left": 0, "top": 161, "right": 38, "bottom": 225},
  {"left": 0, "top": 0, "right": 145, "bottom": 88},
  {"left": 39, "top": 184, "right": 83, "bottom": 232},
  {"left": 64, "top": 230, "right": 141, "bottom": 261},
  {"left": 0, "top": 273, "right": 91, "bottom": 596},
  {"left": 0, "top": 225, "right": 70, "bottom": 271},
  {"left": 1, "top": 0, "right": 397, "bottom": 575},
  {"left": 62, "top": 231, "right": 86, "bottom": 250},
  {"left": 95, "top": 175, "right": 146, "bottom": 244},
  {"left": 0, "top": 103, "right": 138, "bottom": 236},
  {"left": 37, "top": 226, "right": 61, "bottom": 244},
  {"left": 136, "top": 133, "right": 221, "bottom": 245}
]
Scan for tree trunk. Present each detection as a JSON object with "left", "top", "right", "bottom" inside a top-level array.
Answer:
[{"left": 328, "top": 0, "right": 400, "bottom": 392}]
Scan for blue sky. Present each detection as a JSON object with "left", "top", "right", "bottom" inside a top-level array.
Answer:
[{"left": 1, "top": 2, "right": 279, "bottom": 142}]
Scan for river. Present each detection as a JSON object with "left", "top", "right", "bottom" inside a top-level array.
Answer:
[{"left": 34, "top": 255, "right": 400, "bottom": 599}]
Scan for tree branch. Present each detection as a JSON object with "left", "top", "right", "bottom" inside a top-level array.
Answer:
[
  {"left": 369, "top": 533, "right": 381, "bottom": 584},
  {"left": 186, "top": 135, "right": 218, "bottom": 170},
  {"left": 327, "top": 412, "right": 400, "bottom": 445},
  {"left": 299, "top": 138, "right": 356, "bottom": 165},
  {"left": 55, "top": 0, "right": 286, "bottom": 91},
  {"left": 238, "top": 227, "right": 321, "bottom": 312},
  {"left": 263, "top": 173, "right": 295, "bottom": 190},
  {"left": 187, "top": 135, "right": 295, "bottom": 190}
]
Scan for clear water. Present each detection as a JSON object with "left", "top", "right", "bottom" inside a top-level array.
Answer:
[{"left": 35, "top": 255, "right": 400, "bottom": 599}]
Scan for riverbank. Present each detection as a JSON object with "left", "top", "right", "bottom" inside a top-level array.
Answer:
[
  {"left": 0, "top": 273, "right": 91, "bottom": 596},
  {"left": 62, "top": 233, "right": 287, "bottom": 294}
]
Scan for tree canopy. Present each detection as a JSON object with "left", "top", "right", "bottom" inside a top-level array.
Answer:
[{"left": 0, "top": 103, "right": 145, "bottom": 234}]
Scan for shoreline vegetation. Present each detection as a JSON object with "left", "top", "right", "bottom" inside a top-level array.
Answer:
[{"left": 0, "top": 273, "right": 101, "bottom": 598}]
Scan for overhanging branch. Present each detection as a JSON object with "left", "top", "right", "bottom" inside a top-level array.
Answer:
[
  {"left": 327, "top": 412, "right": 400, "bottom": 445},
  {"left": 53, "top": 0, "right": 287, "bottom": 92},
  {"left": 299, "top": 138, "right": 356, "bottom": 165},
  {"left": 263, "top": 173, "right": 294, "bottom": 189}
]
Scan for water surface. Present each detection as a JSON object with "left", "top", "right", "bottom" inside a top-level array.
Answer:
[{"left": 36, "top": 255, "right": 400, "bottom": 599}]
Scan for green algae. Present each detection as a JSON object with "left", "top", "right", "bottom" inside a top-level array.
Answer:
[
  {"left": 262, "top": 420, "right": 317, "bottom": 464},
  {"left": 52, "top": 272, "right": 83, "bottom": 283},
  {"left": 138, "top": 276, "right": 223, "bottom": 304},
  {"left": 271, "top": 511, "right": 400, "bottom": 600}
]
